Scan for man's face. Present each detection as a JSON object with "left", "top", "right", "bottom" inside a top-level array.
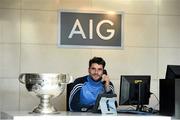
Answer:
[{"left": 88, "top": 63, "right": 104, "bottom": 81}]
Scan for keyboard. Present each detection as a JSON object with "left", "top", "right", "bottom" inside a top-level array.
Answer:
[{"left": 117, "top": 109, "right": 153, "bottom": 115}]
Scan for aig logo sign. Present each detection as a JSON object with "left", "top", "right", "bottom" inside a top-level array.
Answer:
[
  {"left": 58, "top": 11, "right": 123, "bottom": 48},
  {"left": 69, "top": 19, "right": 115, "bottom": 41}
]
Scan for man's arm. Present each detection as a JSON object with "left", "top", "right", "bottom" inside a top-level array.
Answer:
[
  {"left": 69, "top": 77, "right": 85, "bottom": 111},
  {"left": 102, "top": 74, "right": 114, "bottom": 94},
  {"left": 105, "top": 81, "right": 115, "bottom": 94}
]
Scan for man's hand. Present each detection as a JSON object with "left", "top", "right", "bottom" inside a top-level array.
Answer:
[{"left": 102, "top": 74, "right": 110, "bottom": 87}]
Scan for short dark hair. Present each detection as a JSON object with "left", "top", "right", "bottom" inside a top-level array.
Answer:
[{"left": 89, "top": 57, "right": 106, "bottom": 68}]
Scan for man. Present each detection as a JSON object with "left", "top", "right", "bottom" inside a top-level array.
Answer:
[{"left": 69, "top": 57, "right": 114, "bottom": 112}]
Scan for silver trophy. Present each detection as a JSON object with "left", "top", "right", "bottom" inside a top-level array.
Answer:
[{"left": 19, "top": 73, "right": 72, "bottom": 114}]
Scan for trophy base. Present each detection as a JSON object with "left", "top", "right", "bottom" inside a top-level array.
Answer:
[
  {"left": 30, "top": 106, "right": 60, "bottom": 114},
  {"left": 29, "top": 94, "right": 60, "bottom": 114},
  {"left": 29, "top": 111, "right": 60, "bottom": 114}
]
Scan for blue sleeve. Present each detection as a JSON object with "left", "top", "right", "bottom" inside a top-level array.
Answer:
[{"left": 69, "top": 79, "right": 84, "bottom": 111}]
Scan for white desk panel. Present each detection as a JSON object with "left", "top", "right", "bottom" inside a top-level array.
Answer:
[{"left": 1, "top": 111, "right": 172, "bottom": 120}]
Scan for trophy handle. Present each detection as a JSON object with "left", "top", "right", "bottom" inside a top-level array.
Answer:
[
  {"left": 57, "top": 74, "right": 73, "bottom": 84},
  {"left": 19, "top": 73, "right": 26, "bottom": 84},
  {"left": 57, "top": 74, "right": 66, "bottom": 83}
]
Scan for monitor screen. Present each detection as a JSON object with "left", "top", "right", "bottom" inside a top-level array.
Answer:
[
  {"left": 165, "top": 65, "right": 180, "bottom": 80},
  {"left": 119, "top": 75, "right": 151, "bottom": 110},
  {"left": 159, "top": 65, "right": 180, "bottom": 116}
]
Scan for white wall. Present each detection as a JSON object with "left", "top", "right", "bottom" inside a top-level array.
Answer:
[{"left": 0, "top": 0, "right": 180, "bottom": 112}]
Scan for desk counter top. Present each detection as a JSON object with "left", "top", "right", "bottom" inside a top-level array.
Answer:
[{"left": 1, "top": 111, "right": 172, "bottom": 120}]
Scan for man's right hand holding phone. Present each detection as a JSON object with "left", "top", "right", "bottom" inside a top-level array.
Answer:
[{"left": 102, "top": 69, "right": 111, "bottom": 92}]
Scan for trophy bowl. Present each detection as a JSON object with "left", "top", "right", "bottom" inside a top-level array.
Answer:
[{"left": 19, "top": 73, "right": 72, "bottom": 114}]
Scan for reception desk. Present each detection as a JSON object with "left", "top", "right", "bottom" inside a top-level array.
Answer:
[{"left": 1, "top": 111, "right": 172, "bottom": 120}]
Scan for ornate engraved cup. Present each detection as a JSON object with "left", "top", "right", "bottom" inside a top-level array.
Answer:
[{"left": 19, "top": 73, "right": 72, "bottom": 114}]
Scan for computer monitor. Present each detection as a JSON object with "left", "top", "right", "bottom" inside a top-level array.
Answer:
[
  {"left": 159, "top": 65, "right": 180, "bottom": 116},
  {"left": 165, "top": 65, "right": 180, "bottom": 80},
  {"left": 119, "top": 75, "right": 151, "bottom": 111}
]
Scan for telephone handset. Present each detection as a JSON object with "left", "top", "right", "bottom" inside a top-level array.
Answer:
[
  {"left": 102, "top": 69, "right": 107, "bottom": 84},
  {"left": 103, "top": 69, "right": 107, "bottom": 75}
]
